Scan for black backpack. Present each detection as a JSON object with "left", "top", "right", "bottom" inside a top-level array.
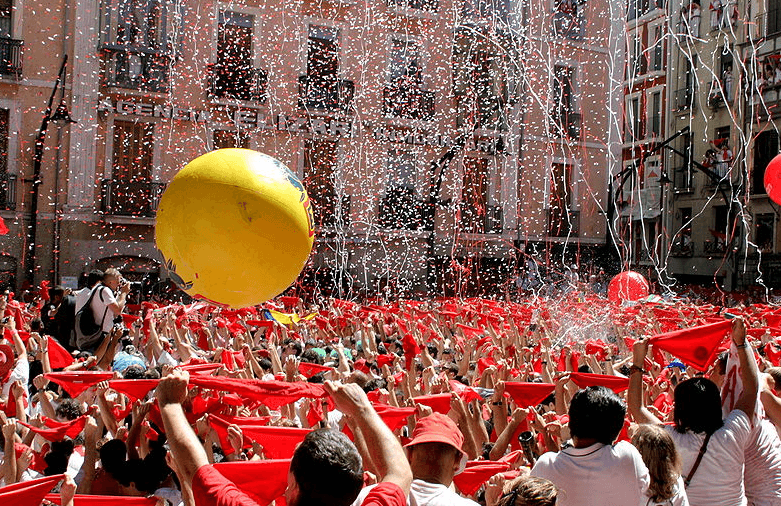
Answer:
[{"left": 73, "top": 285, "right": 109, "bottom": 350}]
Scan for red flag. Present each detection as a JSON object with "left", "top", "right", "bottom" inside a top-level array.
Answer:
[
  {"left": 298, "top": 362, "right": 333, "bottom": 378},
  {"left": 503, "top": 382, "right": 555, "bottom": 408},
  {"left": 453, "top": 461, "right": 511, "bottom": 496},
  {"left": 212, "top": 460, "right": 291, "bottom": 506},
  {"left": 18, "top": 415, "right": 87, "bottom": 441},
  {"left": 0, "top": 473, "right": 64, "bottom": 505},
  {"left": 47, "top": 337, "right": 74, "bottom": 369},
  {"left": 449, "top": 381, "right": 483, "bottom": 403},
  {"left": 568, "top": 373, "right": 629, "bottom": 393},
  {"left": 372, "top": 404, "right": 416, "bottom": 432},
  {"left": 649, "top": 320, "right": 731, "bottom": 371},
  {"left": 45, "top": 372, "right": 114, "bottom": 398},
  {"left": 210, "top": 415, "right": 310, "bottom": 459},
  {"left": 0, "top": 216, "right": 8, "bottom": 236},
  {"left": 402, "top": 333, "right": 420, "bottom": 370}
]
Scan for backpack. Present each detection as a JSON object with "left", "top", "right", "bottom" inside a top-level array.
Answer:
[{"left": 73, "top": 285, "right": 109, "bottom": 350}]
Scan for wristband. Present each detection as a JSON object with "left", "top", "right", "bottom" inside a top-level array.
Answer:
[
  {"left": 735, "top": 343, "right": 748, "bottom": 349},
  {"left": 629, "top": 365, "right": 646, "bottom": 375}
]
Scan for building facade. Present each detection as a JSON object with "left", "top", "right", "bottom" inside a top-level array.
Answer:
[{"left": 0, "top": 0, "right": 619, "bottom": 300}]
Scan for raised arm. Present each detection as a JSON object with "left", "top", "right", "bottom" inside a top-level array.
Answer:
[
  {"left": 628, "top": 340, "right": 662, "bottom": 425},
  {"left": 324, "top": 380, "right": 413, "bottom": 495},
  {"left": 732, "top": 318, "right": 759, "bottom": 416}
]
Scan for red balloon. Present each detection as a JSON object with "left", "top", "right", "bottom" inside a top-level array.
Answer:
[
  {"left": 764, "top": 153, "right": 781, "bottom": 205},
  {"left": 608, "top": 271, "right": 650, "bottom": 304}
]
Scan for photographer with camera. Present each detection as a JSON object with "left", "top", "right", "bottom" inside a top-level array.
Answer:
[{"left": 76, "top": 268, "right": 131, "bottom": 352}]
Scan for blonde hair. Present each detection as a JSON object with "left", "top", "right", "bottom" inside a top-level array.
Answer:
[{"left": 631, "top": 424, "right": 682, "bottom": 502}]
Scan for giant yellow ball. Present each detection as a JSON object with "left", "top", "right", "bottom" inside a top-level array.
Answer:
[{"left": 156, "top": 149, "right": 315, "bottom": 308}]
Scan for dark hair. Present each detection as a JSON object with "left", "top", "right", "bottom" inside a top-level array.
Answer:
[
  {"left": 56, "top": 399, "right": 84, "bottom": 421},
  {"left": 496, "top": 475, "right": 558, "bottom": 506},
  {"left": 300, "top": 349, "right": 323, "bottom": 365},
  {"left": 283, "top": 339, "right": 303, "bottom": 356},
  {"left": 99, "top": 438, "right": 127, "bottom": 477},
  {"left": 44, "top": 439, "right": 75, "bottom": 476},
  {"left": 673, "top": 378, "right": 724, "bottom": 435},
  {"left": 123, "top": 365, "right": 146, "bottom": 379},
  {"left": 258, "top": 357, "right": 272, "bottom": 372},
  {"left": 290, "top": 430, "right": 363, "bottom": 506},
  {"left": 87, "top": 269, "right": 104, "bottom": 287},
  {"left": 567, "top": 386, "right": 626, "bottom": 445}
]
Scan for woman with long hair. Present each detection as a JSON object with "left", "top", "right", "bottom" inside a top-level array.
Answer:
[{"left": 631, "top": 424, "right": 689, "bottom": 506}]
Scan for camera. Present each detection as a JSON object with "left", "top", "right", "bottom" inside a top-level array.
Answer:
[{"left": 1, "top": 317, "right": 8, "bottom": 324}]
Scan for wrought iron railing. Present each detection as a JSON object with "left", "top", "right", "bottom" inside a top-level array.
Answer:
[
  {"left": 0, "top": 172, "right": 15, "bottom": 210},
  {"left": 0, "top": 38, "right": 22, "bottom": 77},
  {"left": 102, "top": 47, "right": 171, "bottom": 93},
  {"left": 298, "top": 76, "right": 355, "bottom": 114},
  {"left": 101, "top": 179, "right": 166, "bottom": 218},
  {"left": 207, "top": 63, "right": 268, "bottom": 102},
  {"left": 383, "top": 84, "right": 435, "bottom": 120}
]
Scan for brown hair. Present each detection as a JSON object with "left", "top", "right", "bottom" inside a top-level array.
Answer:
[
  {"left": 496, "top": 475, "right": 558, "bottom": 506},
  {"left": 767, "top": 367, "right": 781, "bottom": 391},
  {"left": 631, "top": 424, "right": 682, "bottom": 502}
]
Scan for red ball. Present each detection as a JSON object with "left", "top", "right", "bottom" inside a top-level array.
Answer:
[
  {"left": 764, "top": 153, "right": 781, "bottom": 205},
  {"left": 608, "top": 271, "right": 650, "bottom": 304}
]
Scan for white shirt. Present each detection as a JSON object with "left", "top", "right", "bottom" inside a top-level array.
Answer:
[
  {"left": 2, "top": 357, "right": 29, "bottom": 398},
  {"left": 744, "top": 418, "right": 781, "bottom": 506},
  {"left": 409, "top": 479, "right": 478, "bottom": 506},
  {"left": 74, "top": 287, "right": 91, "bottom": 313},
  {"left": 530, "top": 441, "right": 650, "bottom": 506},
  {"left": 89, "top": 285, "right": 118, "bottom": 333},
  {"left": 665, "top": 409, "right": 752, "bottom": 506}
]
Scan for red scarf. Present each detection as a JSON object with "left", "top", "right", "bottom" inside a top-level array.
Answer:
[
  {"left": 188, "top": 377, "right": 329, "bottom": 410},
  {"left": 649, "top": 320, "right": 731, "bottom": 371},
  {"left": 212, "top": 460, "right": 290, "bottom": 506},
  {"left": 44, "top": 372, "right": 114, "bottom": 397},
  {"left": 18, "top": 415, "right": 87, "bottom": 441},
  {"left": 568, "top": 373, "right": 629, "bottom": 393},
  {"left": 503, "top": 382, "right": 555, "bottom": 408},
  {"left": 0, "top": 473, "right": 64, "bottom": 505}
]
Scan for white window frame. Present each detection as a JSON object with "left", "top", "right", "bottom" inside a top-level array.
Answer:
[
  {"left": 544, "top": 156, "right": 580, "bottom": 211},
  {"left": 645, "top": 85, "right": 664, "bottom": 140},
  {"left": 624, "top": 91, "right": 642, "bottom": 143}
]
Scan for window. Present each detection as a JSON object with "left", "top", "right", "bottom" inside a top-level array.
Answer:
[
  {"left": 106, "top": 120, "right": 160, "bottom": 217},
  {"left": 300, "top": 26, "right": 353, "bottom": 113},
  {"left": 769, "top": 0, "right": 781, "bottom": 36},
  {"left": 303, "top": 138, "right": 339, "bottom": 229},
  {"left": 0, "top": 0, "right": 10, "bottom": 38},
  {"left": 755, "top": 213, "right": 775, "bottom": 251},
  {"left": 626, "top": 96, "right": 641, "bottom": 142},
  {"left": 627, "top": 31, "right": 644, "bottom": 80},
  {"left": 455, "top": 37, "right": 508, "bottom": 130},
  {"left": 209, "top": 12, "right": 266, "bottom": 101},
  {"left": 648, "top": 91, "right": 661, "bottom": 138},
  {"left": 753, "top": 130, "right": 779, "bottom": 194},
  {"left": 462, "top": 0, "right": 511, "bottom": 23},
  {"left": 213, "top": 130, "right": 249, "bottom": 150},
  {"left": 553, "top": 0, "right": 585, "bottom": 39},
  {"left": 0, "top": 108, "right": 11, "bottom": 211},
  {"left": 650, "top": 25, "right": 663, "bottom": 71},
  {"left": 387, "top": 148, "right": 415, "bottom": 191},
  {"left": 380, "top": 149, "right": 426, "bottom": 230},
  {"left": 548, "top": 162, "right": 577, "bottom": 236},
  {"left": 100, "top": 0, "right": 172, "bottom": 92},
  {"left": 551, "top": 65, "right": 579, "bottom": 137},
  {"left": 387, "top": 0, "right": 439, "bottom": 13},
  {"left": 388, "top": 38, "right": 421, "bottom": 85},
  {"left": 461, "top": 157, "right": 489, "bottom": 233}
]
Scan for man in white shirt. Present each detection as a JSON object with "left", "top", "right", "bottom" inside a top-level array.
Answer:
[
  {"left": 531, "top": 386, "right": 650, "bottom": 506},
  {"left": 74, "top": 270, "right": 105, "bottom": 313},
  {"left": 91, "top": 268, "right": 130, "bottom": 335},
  {"left": 404, "top": 412, "right": 477, "bottom": 506}
]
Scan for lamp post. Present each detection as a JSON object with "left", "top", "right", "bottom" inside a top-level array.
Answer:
[{"left": 24, "top": 54, "right": 75, "bottom": 286}]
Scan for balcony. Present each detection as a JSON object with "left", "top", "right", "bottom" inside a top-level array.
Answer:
[
  {"left": 379, "top": 189, "right": 434, "bottom": 231},
  {"left": 101, "top": 179, "right": 166, "bottom": 218},
  {"left": 0, "top": 172, "right": 15, "bottom": 210},
  {"left": 456, "top": 96, "right": 507, "bottom": 131},
  {"left": 298, "top": 76, "right": 354, "bottom": 114},
  {"left": 387, "top": 0, "right": 439, "bottom": 12},
  {"left": 552, "top": 11, "right": 583, "bottom": 40},
  {"left": 383, "top": 84, "right": 435, "bottom": 120},
  {"left": 485, "top": 205, "right": 503, "bottom": 234},
  {"left": 0, "top": 37, "right": 21, "bottom": 77},
  {"left": 670, "top": 239, "right": 694, "bottom": 257},
  {"left": 672, "top": 88, "right": 694, "bottom": 111},
  {"left": 547, "top": 208, "right": 580, "bottom": 237},
  {"left": 102, "top": 47, "right": 171, "bottom": 93},
  {"left": 753, "top": 9, "right": 781, "bottom": 39},
  {"left": 207, "top": 63, "right": 268, "bottom": 103},
  {"left": 673, "top": 166, "right": 694, "bottom": 192},
  {"left": 703, "top": 239, "right": 726, "bottom": 255}
]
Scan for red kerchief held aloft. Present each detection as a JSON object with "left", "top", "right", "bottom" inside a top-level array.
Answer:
[
  {"left": 210, "top": 414, "right": 311, "bottom": 459},
  {"left": 47, "top": 337, "right": 75, "bottom": 369},
  {"left": 189, "top": 376, "right": 328, "bottom": 410},
  {"left": 568, "top": 372, "right": 630, "bottom": 394},
  {"left": 213, "top": 460, "right": 291, "bottom": 506},
  {"left": 108, "top": 379, "right": 161, "bottom": 402},
  {"left": 503, "top": 382, "right": 555, "bottom": 408},
  {"left": 18, "top": 415, "right": 87, "bottom": 442},
  {"left": 0, "top": 473, "right": 64, "bottom": 505},
  {"left": 413, "top": 394, "right": 452, "bottom": 415},
  {"left": 648, "top": 319, "right": 732, "bottom": 371},
  {"left": 44, "top": 494, "right": 158, "bottom": 505},
  {"left": 453, "top": 461, "right": 512, "bottom": 496},
  {"left": 371, "top": 404, "right": 416, "bottom": 432},
  {"left": 45, "top": 371, "right": 114, "bottom": 398}
]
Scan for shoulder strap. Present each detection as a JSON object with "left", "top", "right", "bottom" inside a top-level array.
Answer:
[
  {"left": 81, "top": 285, "right": 100, "bottom": 310},
  {"left": 684, "top": 432, "right": 713, "bottom": 488}
]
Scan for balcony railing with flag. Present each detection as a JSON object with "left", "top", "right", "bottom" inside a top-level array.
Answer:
[
  {"left": 0, "top": 37, "right": 22, "bottom": 77},
  {"left": 379, "top": 189, "right": 434, "bottom": 231},
  {"left": 298, "top": 76, "right": 354, "bottom": 114},
  {"left": 207, "top": 63, "right": 268, "bottom": 103},
  {"left": 383, "top": 83, "right": 435, "bottom": 120},
  {"left": 547, "top": 208, "right": 580, "bottom": 237},
  {"left": 101, "top": 179, "right": 166, "bottom": 218},
  {"left": 102, "top": 46, "right": 171, "bottom": 93},
  {"left": 0, "top": 172, "right": 15, "bottom": 210}
]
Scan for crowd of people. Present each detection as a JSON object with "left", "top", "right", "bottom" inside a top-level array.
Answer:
[{"left": 1, "top": 266, "right": 781, "bottom": 506}]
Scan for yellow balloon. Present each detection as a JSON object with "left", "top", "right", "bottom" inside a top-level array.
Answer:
[{"left": 156, "top": 149, "right": 315, "bottom": 308}]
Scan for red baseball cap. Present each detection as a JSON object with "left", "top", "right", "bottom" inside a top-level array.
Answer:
[{"left": 404, "top": 413, "right": 466, "bottom": 457}]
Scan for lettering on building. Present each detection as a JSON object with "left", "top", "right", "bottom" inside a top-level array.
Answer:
[
  {"left": 99, "top": 99, "right": 210, "bottom": 122},
  {"left": 232, "top": 110, "right": 353, "bottom": 137}
]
